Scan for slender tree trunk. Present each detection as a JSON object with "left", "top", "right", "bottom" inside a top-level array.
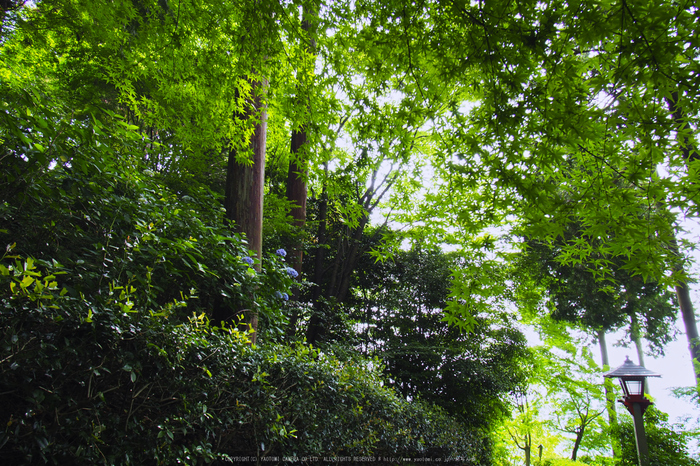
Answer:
[
  {"left": 285, "top": 3, "right": 318, "bottom": 339},
  {"left": 665, "top": 226, "right": 700, "bottom": 388},
  {"left": 287, "top": 131, "right": 308, "bottom": 272},
  {"left": 629, "top": 313, "right": 646, "bottom": 368},
  {"left": 571, "top": 429, "right": 583, "bottom": 461},
  {"left": 225, "top": 78, "right": 267, "bottom": 344},
  {"left": 285, "top": 130, "right": 307, "bottom": 338},
  {"left": 675, "top": 276, "right": 700, "bottom": 387},
  {"left": 306, "top": 183, "right": 329, "bottom": 343},
  {"left": 597, "top": 328, "right": 620, "bottom": 457},
  {"left": 524, "top": 436, "right": 531, "bottom": 466}
]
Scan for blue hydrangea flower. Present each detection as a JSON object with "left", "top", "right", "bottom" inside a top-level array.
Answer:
[
  {"left": 275, "top": 291, "right": 290, "bottom": 301},
  {"left": 242, "top": 256, "right": 254, "bottom": 266},
  {"left": 276, "top": 248, "right": 287, "bottom": 257},
  {"left": 282, "top": 292, "right": 289, "bottom": 301},
  {"left": 275, "top": 291, "right": 283, "bottom": 299},
  {"left": 285, "top": 267, "right": 299, "bottom": 278}
]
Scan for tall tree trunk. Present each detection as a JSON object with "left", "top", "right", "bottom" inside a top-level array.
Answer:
[
  {"left": 665, "top": 93, "right": 700, "bottom": 389},
  {"left": 285, "top": 3, "right": 317, "bottom": 340},
  {"left": 597, "top": 328, "right": 620, "bottom": 458},
  {"left": 521, "top": 432, "right": 531, "bottom": 466},
  {"left": 524, "top": 443, "right": 531, "bottom": 466},
  {"left": 662, "top": 215, "right": 700, "bottom": 388},
  {"left": 287, "top": 131, "right": 308, "bottom": 273},
  {"left": 225, "top": 78, "right": 267, "bottom": 344},
  {"left": 286, "top": 3, "right": 317, "bottom": 275},
  {"left": 285, "top": 129, "right": 308, "bottom": 338},
  {"left": 668, "top": 223, "right": 700, "bottom": 392}
]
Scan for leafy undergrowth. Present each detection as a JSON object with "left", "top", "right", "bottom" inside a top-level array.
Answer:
[
  {"left": 0, "top": 262, "right": 485, "bottom": 464},
  {"left": 0, "top": 165, "right": 489, "bottom": 465}
]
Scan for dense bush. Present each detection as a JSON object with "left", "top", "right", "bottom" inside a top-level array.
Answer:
[
  {"left": 0, "top": 256, "right": 486, "bottom": 464},
  {"left": 0, "top": 161, "right": 296, "bottom": 333},
  {"left": 0, "top": 165, "right": 488, "bottom": 464}
]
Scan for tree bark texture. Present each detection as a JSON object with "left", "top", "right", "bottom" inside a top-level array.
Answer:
[
  {"left": 287, "top": 131, "right": 308, "bottom": 273},
  {"left": 305, "top": 187, "right": 329, "bottom": 344},
  {"left": 225, "top": 79, "right": 267, "bottom": 344},
  {"left": 286, "top": 3, "right": 317, "bottom": 338},
  {"left": 571, "top": 430, "right": 583, "bottom": 461}
]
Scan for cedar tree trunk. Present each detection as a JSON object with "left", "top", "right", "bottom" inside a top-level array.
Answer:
[{"left": 225, "top": 79, "right": 267, "bottom": 344}]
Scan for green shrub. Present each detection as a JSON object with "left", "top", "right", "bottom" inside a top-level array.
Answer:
[
  {"left": 0, "top": 257, "right": 486, "bottom": 464},
  {"left": 0, "top": 162, "right": 296, "bottom": 338},
  {"left": 0, "top": 165, "right": 488, "bottom": 464}
]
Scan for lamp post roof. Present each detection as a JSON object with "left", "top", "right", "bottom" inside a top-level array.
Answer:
[{"left": 603, "top": 356, "right": 661, "bottom": 379}]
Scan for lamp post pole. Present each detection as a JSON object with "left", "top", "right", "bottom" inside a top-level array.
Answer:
[
  {"left": 631, "top": 402, "right": 649, "bottom": 466},
  {"left": 603, "top": 357, "right": 661, "bottom": 466}
]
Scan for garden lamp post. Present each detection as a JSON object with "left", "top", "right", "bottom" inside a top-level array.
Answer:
[{"left": 603, "top": 357, "right": 661, "bottom": 466}]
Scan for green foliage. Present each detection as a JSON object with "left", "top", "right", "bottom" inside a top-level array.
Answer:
[
  {"left": 0, "top": 256, "right": 485, "bottom": 463},
  {"left": 0, "top": 123, "right": 488, "bottom": 464},
  {"left": 493, "top": 337, "right": 616, "bottom": 464},
  {"left": 542, "top": 346, "right": 610, "bottom": 459},
  {"left": 516, "top": 231, "right": 677, "bottom": 352},
  {"left": 352, "top": 247, "right": 529, "bottom": 444},
  {"left": 541, "top": 459, "right": 580, "bottom": 466},
  {"left": 440, "top": 0, "right": 698, "bottom": 282},
  {"left": 3, "top": 164, "right": 245, "bottom": 316},
  {"left": 3, "top": 0, "right": 700, "bottom": 463}
]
